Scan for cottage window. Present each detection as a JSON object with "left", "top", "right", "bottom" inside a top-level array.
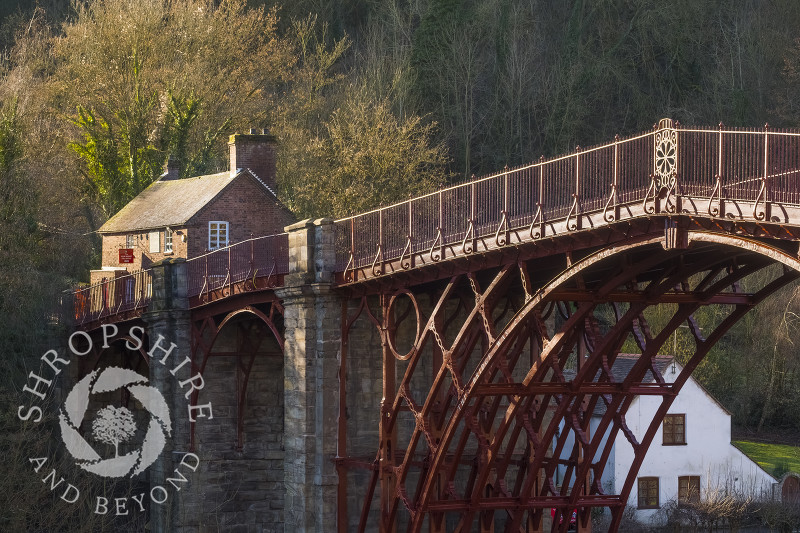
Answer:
[
  {"left": 678, "top": 476, "right": 701, "bottom": 505},
  {"left": 209, "top": 221, "right": 229, "bottom": 250},
  {"left": 126, "top": 234, "right": 134, "bottom": 248},
  {"left": 637, "top": 477, "right": 659, "bottom": 509},
  {"left": 663, "top": 414, "right": 686, "bottom": 445},
  {"left": 164, "top": 228, "right": 173, "bottom": 253}
]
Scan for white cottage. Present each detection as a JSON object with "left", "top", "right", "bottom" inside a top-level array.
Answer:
[{"left": 558, "top": 354, "right": 776, "bottom": 524}]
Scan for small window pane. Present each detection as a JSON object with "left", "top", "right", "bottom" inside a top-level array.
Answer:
[
  {"left": 678, "top": 476, "right": 700, "bottom": 504},
  {"left": 663, "top": 414, "right": 686, "bottom": 445},
  {"left": 638, "top": 477, "right": 659, "bottom": 509},
  {"left": 209, "top": 221, "right": 229, "bottom": 250}
]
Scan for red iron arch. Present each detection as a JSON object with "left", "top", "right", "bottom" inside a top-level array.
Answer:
[{"left": 346, "top": 231, "right": 800, "bottom": 532}]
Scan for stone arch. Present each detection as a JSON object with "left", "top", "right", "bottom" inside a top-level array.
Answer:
[{"left": 189, "top": 302, "right": 286, "bottom": 530}]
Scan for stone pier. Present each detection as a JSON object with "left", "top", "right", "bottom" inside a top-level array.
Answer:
[
  {"left": 140, "top": 221, "right": 342, "bottom": 532},
  {"left": 143, "top": 257, "right": 192, "bottom": 533},
  {"left": 276, "top": 218, "right": 341, "bottom": 532}
]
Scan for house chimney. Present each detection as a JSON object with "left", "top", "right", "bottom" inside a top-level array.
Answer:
[
  {"left": 160, "top": 154, "right": 181, "bottom": 180},
  {"left": 229, "top": 128, "right": 277, "bottom": 191}
]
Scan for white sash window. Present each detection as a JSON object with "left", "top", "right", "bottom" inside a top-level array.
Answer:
[
  {"left": 164, "top": 227, "right": 173, "bottom": 253},
  {"left": 209, "top": 221, "right": 229, "bottom": 250}
]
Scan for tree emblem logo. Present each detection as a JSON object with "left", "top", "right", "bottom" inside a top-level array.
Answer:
[{"left": 59, "top": 366, "right": 172, "bottom": 478}]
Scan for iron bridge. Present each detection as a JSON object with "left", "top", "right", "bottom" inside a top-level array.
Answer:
[{"left": 71, "top": 119, "right": 800, "bottom": 532}]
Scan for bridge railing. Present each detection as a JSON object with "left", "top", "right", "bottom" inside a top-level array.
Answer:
[
  {"left": 68, "top": 122, "right": 800, "bottom": 318},
  {"left": 69, "top": 233, "right": 289, "bottom": 325},
  {"left": 69, "top": 268, "right": 153, "bottom": 325},
  {"left": 334, "top": 127, "right": 655, "bottom": 272},
  {"left": 334, "top": 123, "right": 800, "bottom": 274},
  {"left": 186, "top": 232, "right": 289, "bottom": 298},
  {"left": 678, "top": 126, "right": 800, "bottom": 207}
]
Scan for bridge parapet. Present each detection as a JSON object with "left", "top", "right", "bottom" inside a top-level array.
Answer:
[
  {"left": 70, "top": 233, "right": 289, "bottom": 328},
  {"left": 187, "top": 232, "right": 289, "bottom": 302},
  {"left": 68, "top": 268, "right": 152, "bottom": 326},
  {"left": 334, "top": 121, "right": 800, "bottom": 285}
]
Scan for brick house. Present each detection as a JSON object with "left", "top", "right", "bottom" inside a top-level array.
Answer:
[{"left": 90, "top": 130, "right": 294, "bottom": 284}]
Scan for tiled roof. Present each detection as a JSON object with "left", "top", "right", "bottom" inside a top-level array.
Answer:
[
  {"left": 562, "top": 353, "right": 675, "bottom": 416},
  {"left": 98, "top": 170, "right": 272, "bottom": 234},
  {"left": 607, "top": 353, "right": 675, "bottom": 384}
]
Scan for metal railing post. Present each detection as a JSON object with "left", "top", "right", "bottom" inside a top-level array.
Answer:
[
  {"left": 471, "top": 181, "right": 477, "bottom": 251},
  {"left": 539, "top": 156, "right": 545, "bottom": 214},
  {"left": 754, "top": 124, "right": 770, "bottom": 220},
  {"left": 408, "top": 201, "right": 414, "bottom": 268},
  {"left": 504, "top": 172, "right": 510, "bottom": 244}
]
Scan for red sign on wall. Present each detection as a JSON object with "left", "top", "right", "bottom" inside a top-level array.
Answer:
[{"left": 119, "top": 248, "right": 134, "bottom": 264}]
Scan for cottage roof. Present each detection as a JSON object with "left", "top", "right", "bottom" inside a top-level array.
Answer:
[
  {"left": 607, "top": 353, "right": 675, "bottom": 383},
  {"left": 562, "top": 353, "right": 674, "bottom": 382},
  {"left": 562, "top": 353, "right": 731, "bottom": 416},
  {"left": 563, "top": 354, "right": 675, "bottom": 416},
  {"left": 98, "top": 169, "right": 275, "bottom": 234}
]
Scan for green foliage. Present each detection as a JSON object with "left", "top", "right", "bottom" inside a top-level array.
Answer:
[
  {"left": 56, "top": 0, "right": 295, "bottom": 216},
  {"left": 165, "top": 92, "right": 231, "bottom": 179},
  {"left": 70, "top": 106, "right": 140, "bottom": 217},
  {"left": 410, "top": 0, "right": 466, "bottom": 80}
]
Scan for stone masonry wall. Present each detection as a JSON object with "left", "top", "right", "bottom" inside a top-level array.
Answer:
[
  {"left": 177, "top": 320, "right": 284, "bottom": 533},
  {"left": 186, "top": 360, "right": 283, "bottom": 530},
  {"left": 342, "top": 295, "right": 383, "bottom": 531},
  {"left": 275, "top": 219, "right": 340, "bottom": 532}
]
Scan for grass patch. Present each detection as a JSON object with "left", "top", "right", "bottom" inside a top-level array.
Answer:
[{"left": 733, "top": 440, "right": 800, "bottom": 478}]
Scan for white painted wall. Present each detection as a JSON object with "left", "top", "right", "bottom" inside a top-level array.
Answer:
[{"left": 612, "top": 361, "right": 777, "bottom": 523}]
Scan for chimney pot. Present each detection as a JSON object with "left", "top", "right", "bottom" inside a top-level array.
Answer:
[
  {"left": 229, "top": 129, "right": 277, "bottom": 191},
  {"left": 160, "top": 154, "right": 180, "bottom": 180}
]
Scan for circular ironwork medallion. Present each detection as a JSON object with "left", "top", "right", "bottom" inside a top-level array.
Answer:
[{"left": 654, "top": 129, "right": 677, "bottom": 187}]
